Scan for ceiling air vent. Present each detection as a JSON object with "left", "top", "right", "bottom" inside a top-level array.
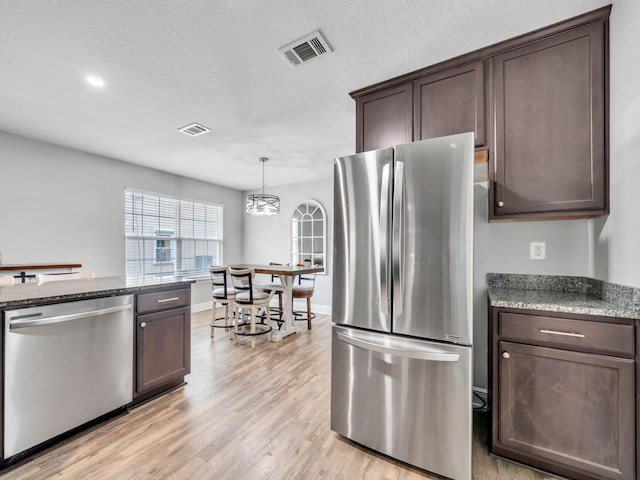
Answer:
[
  {"left": 279, "top": 30, "right": 332, "bottom": 68},
  {"left": 178, "top": 123, "right": 211, "bottom": 137}
]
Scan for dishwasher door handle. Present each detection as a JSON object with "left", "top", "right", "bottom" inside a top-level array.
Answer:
[
  {"left": 337, "top": 332, "right": 460, "bottom": 362},
  {"left": 9, "top": 304, "right": 132, "bottom": 330}
]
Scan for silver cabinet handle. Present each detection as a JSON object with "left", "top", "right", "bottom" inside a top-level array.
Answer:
[
  {"left": 540, "top": 329, "right": 585, "bottom": 338},
  {"left": 502, "top": 351, "right": 510, "bottom": 359},
  {"left": 497, "top": 201, "right": 505, "bottom": 207},
  {"left": 140, "top": 322, "right": 147, "bottom": 328},
  {"left": 157, "top": 296, "right": 180, "bottom": 304}
]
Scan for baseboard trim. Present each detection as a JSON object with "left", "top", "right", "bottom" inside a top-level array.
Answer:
[{"left": 191, "top": 302, "right": 211, "bottom": 313}]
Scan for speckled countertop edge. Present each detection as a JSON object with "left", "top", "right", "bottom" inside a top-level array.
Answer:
[
  {"left": 0, "top": 276, "right": 196, "bottom": 309},
  {"left": 487, "top": 273, "right": 640, "bottom": 320}
]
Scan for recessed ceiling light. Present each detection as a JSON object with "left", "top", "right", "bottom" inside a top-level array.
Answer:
[{"left": 85, "top": 75, "right": 106, "bottom": 88}]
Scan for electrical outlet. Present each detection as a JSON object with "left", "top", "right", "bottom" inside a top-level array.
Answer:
[{"left": 530, "top": 242, "right": 546, "bottom": 260}]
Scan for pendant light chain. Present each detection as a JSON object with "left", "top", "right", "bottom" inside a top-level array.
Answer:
[{"left": 260, "top": 157, "right": 267, "bottom": 195}]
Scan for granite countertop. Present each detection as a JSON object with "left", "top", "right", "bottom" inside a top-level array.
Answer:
[
  {"left": 0, "top": 276, "right": 196, "bottom": 309},
  {"left": 487, "top": 273, "right": 640, "bottom": 320}
]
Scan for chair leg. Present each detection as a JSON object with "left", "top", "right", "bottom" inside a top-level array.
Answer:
[
  {"left": 233, "top": 306, "right": 240, "bottom": 344},
  {"left": 306, "top": 297, "right": 312, "bottom": 330},
  {"left": 223, "top": 302, "right": 230, "bottom": 337},
  {"left": 250, "top": 306, "right": 256, "bottom": 349},
  {"left": 227, "top": 301, "right": 235, "bottom": 338},
  {"left": 210, "top": 301, "right": 216, "bottom": 337},
  {"left": 266, "top": 304, "right": 272, "bottom": 342}
]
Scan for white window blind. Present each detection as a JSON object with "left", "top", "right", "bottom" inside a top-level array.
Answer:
[{"left": 124, "top": 189, "right": 223, "bottom": 278}]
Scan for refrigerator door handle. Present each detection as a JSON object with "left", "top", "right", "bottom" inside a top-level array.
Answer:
[
  {"left": 392, "top": 160, "right": 404, "bottom": 315},
  {"left": 379, "top": 163, "right": 391, "bottom": 317},
  {"left": 337, "top": 332, "right": 460, "bottom": 362}
]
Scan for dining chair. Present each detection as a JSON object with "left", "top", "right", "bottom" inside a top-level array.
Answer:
[
  {"left": 228, "top": 267, "right": 276, "bottom": 348},
  {"left": 0, "top": 275, "right": 15, "bottom": 287},
  {"left": 209, "top": 266, "right": 236, "bottom": 338},
  {"left": 292, "top": 264, "right": 316, "bottom": 330},
  {"left": 36, "top": 271, "right": 95, "bottom": 284}
]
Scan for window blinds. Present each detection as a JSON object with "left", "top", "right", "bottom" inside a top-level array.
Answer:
[{"left": 124, "top": 189, "right": 223, "bottom": 278}]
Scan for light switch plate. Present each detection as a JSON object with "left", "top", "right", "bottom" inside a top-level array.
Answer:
[{"left": 530, "top": 242, "right": 546, "bottom": 260}]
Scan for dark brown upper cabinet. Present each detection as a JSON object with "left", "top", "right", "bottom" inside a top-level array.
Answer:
[
  {"left": 351, "top": 5, "right": 610, "bottom": 222},
  {"left": 414, "top": 60, "right": 486, "bottom": 147},
  {"left": 356, "top": 83, "right": 413, "bottom": 153},
  {"left": 491, "top": 21, "right": 608, "bottom": 220},
  {"left": 354, "top": 61, "right": 485, "bottom": 153}
]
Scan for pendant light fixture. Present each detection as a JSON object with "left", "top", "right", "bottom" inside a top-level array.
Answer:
[{"left": 246, "top": 157, "right": 280, "bottom": 216}]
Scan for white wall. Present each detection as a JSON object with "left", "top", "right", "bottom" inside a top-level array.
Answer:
[
  {"left": 473, "top": 184, "right": 591, "bottom": 389},
  {"left": 0, "top": 131, "right": 244, "bottom": 306},
  {"left": 591, "top": 0, "right": 640, "bottom": 288},
  {"left": 242, "top": 178, "right": 333, "bottom": 313}
]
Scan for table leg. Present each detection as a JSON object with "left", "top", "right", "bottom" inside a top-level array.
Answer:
[{"left": 270, "top": 276, "right": 300, "bottom": 341}]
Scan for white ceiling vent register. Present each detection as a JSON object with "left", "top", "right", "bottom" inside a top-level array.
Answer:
[
  {"left": 178, "top": 123, "right": 211, "bottom": 137},
  {"left": 279, "top": 30, "right": 332, "bottom": 68}
]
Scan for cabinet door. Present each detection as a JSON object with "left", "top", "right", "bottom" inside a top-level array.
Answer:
[
  {"left": 495, "top": 341, "right": 634, "bottom": 480},
  {"left": 355, "top": 83, "right": 413, "bottom": 153},
  {"left": 492, "top": 22, "right": 607, "bottom": 219},
  {"left": 136, "top": 306, "right": 191, "bottom": 394},
  {"left": 414, "top": 60, "right": 486, "bottom": 147}
]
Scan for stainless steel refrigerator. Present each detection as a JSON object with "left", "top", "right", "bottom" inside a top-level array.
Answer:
[{"left": 331, "top": 133, "right": 474, "bottom": 480}]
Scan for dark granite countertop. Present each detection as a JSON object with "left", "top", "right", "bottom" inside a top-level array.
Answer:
[
  {"left": 0, "top": 276, "right": 196, "bottom": 309},
  {"left": 487, "top": 273, "right": 640, "bottom": 319}
]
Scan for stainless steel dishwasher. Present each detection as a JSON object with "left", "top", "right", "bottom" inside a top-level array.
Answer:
[{"left": 3, "top": 295, "right": 133, "bottom": 459}]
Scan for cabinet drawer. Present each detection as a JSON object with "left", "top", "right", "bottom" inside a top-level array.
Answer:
[
  {"left": 498, "top": 312, "right": 634, "bottom": 356},
  {"left": 137, "top": 288, "right": 190, "bottom": 314}
]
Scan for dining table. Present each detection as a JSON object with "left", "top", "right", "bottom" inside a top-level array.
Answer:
[{"left": 229, "top": 263, "right": 323, "bottom": 341}]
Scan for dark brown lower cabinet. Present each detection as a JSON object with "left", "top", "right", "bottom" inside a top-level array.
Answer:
[
  {"left": 490, "top": 308, "right": 635, "bottom": 480},
  {"left": 136, "top": 307, "right": 191, "bottom": 394},
  {"left": 134, "top": 287, "right": 191, "bottom": 399}
]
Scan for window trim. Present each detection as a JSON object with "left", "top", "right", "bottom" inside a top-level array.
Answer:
[{"left": 291, "top": 199, "right": 326, "bottom": 274}]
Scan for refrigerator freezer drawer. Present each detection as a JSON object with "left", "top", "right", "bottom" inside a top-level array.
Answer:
[{"left": 330, "top": 325, "right": 472, "bottom": 480}]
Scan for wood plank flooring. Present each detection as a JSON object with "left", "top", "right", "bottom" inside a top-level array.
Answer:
[{"left": 1, "top": 311, "right": 554, "bottom": 479}]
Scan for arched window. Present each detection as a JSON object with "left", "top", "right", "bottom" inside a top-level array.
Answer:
[{"left": 291, "top": 200, "right": 326, "bottom": 273}]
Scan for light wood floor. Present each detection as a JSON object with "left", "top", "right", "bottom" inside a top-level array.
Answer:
[{"left": 1, "top": 311, "right": 553, "bottom": 480}]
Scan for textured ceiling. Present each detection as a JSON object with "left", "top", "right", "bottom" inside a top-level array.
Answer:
[{"left": 0, "top": 0, "right": 611, "bottom": 191}]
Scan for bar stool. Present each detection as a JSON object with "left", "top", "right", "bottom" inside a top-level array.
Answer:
[
  {"left": 292, "top": 266, "right": 316, "bottom": 330},
  {"left": 229, "top": 267, "right": 275, "bottom": 348},
  {"left": 209, "top": 266, "right": 236, "bottom": 338}
]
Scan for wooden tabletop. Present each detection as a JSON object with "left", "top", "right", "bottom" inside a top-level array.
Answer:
[
  {"left": 0, "top": 263, "right": 82, "bottom": 271},
  {"left": 229, "top": 264, "right": 323, "bottom": 276}
]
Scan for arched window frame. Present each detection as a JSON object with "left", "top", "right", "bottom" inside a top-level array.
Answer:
[{"left": 291, "top": 199, "right": 326, "bottom": 274}]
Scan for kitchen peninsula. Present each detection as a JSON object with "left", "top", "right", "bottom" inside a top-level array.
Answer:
[{"left": 0, "top": 275, "right": 195, "bottom": 466}]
